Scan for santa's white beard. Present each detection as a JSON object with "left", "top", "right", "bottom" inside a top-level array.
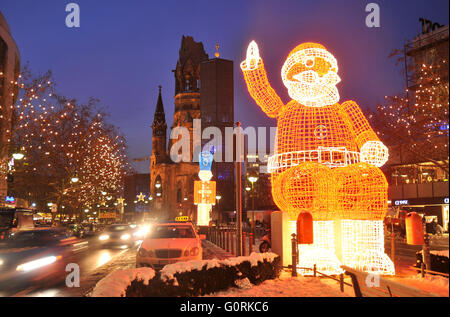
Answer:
[{"left": 287, "top": 82, "right": 340, "bottom": 107}]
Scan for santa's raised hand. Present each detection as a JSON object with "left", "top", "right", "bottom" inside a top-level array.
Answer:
[{"left": 241, "top": 40, "right": 261, "bottom": 71}]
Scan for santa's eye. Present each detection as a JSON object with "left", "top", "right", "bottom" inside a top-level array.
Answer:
[{"left": 304, "top": 57, "right": 315, "bottom": 68}]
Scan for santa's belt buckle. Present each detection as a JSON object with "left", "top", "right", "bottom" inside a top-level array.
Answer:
[{"left": 268, "top": 148, "right": 360, "bottom": 173}]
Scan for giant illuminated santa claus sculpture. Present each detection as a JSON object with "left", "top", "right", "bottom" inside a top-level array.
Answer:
[{"left": 241, "top": 41, "right": 395, "bottom": 275}]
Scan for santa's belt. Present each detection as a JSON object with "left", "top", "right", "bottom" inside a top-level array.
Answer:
[{"left": 267, "top": 147, "right": 360, "bottom": 173}]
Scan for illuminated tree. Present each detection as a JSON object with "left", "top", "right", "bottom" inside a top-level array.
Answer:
[
  {"left": 369, "top": 51, "right": 449, "bottom": 174},
  {"left": 7, "top": 66, "right": 131, "bottom": 215}
]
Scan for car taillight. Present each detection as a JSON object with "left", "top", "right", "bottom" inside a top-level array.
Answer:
[{"left": 190, "top": 247, "right": 199, "bottom": 256}]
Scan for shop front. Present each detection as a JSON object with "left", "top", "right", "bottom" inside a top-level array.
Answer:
[{"left": 390, "top": 197, "right": 449, "bottom": 232}]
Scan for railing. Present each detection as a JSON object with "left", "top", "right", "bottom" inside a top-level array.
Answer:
[
  {"left": 410, "top": 264, "right": 449, "bottom": 278},
  {"left": 207, "top": 225, "right": 261, "bottom": 256}
]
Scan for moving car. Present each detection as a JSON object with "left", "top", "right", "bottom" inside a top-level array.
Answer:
[
  {"left": 136, "top": 221, "right": 205, "bottom": 269},
  {"left": 97, "top": 224, "right": 138, "bottom": 248},
  {"left": 0, "top": 228, "right": 84, "bottom": 291},
  {"left": 67, "top": 223, "right": 85, "bottom": 238}
]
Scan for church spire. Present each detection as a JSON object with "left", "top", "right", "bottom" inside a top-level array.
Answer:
[
  {"left": 152, "top": 85, "right": 167, "bottom": 164},
  {"left": 153, "top": 85, "right": 166, "bottom": 127}
]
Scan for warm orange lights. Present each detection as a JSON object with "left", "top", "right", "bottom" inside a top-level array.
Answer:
[{"left": 241, "top": 41, "right": 394, "bottom": 275}]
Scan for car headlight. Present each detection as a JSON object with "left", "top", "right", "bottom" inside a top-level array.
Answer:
[
  {"left": 134, "top": 225, "right": 151, "bottom": 238},
  {"left": 0, "top": 258, "right": 4, "bottom": 266},
  {"left": 190, "top": 247, "right": 199, "bottom": 256},
  {"left": 183, "top": 250, "right": 189, "bottom": 257},
  {"left": 121, "top": 233, "right": 131, "bottom": 240},
  {"left": 99, "top": 234, "right": 110, "bottom": 241},
  {"left": 16, "top": 255, "right": 60, "bottom": 272}
]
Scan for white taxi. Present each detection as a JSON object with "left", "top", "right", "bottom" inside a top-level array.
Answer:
[{"left": 136, "top": 221, "right": 205, "bottom": 269}]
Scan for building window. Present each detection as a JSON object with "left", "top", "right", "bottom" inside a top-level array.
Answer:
[{"left": 177, "top": 188, "right": 182, "bottom": 203}]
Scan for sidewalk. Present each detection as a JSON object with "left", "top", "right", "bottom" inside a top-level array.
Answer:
[
  {"left": 202, "top": 240, "right": 235, "bottom": 259},
  {"left": 64, "top": 247, "right": 137, "bottom": 297}
]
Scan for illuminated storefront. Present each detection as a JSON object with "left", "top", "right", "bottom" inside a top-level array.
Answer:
[{"left": 391, "top": 197, "right": 449, "bottom": 232}]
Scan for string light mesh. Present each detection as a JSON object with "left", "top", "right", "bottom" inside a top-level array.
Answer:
[
  {"left": 241, "top": 58, "right": 284, "bottom": 118},
  {"left": 291, "top": 220, "right": 344, "bottom": 276},
  {"left": 281, "top": 43, "right": 340, "bottom": 108},
  {"left": 272, "top": 162, "right": 330, "bottom": 221},
  {"left": 241, "top": 41, "right": 393, "bottom": 275},
  {"left": 341, "top": 220, "right": 395, "bottom": 275},
  {"left": 360, "top": 141, "right": 389, "bottom": 167},
  {"left": 333, "top": 162, "right": 388, "bottom": 221}
]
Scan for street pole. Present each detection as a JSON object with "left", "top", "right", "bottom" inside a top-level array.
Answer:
[
  {"left": 251, "top": 186, "right": 255, "bottom": 243},
  {"left": 235, "top": 122, "right": 243, "bottom": 256},
  {"left": 422, "top": 221, "right": 431, "bottom": 271}
]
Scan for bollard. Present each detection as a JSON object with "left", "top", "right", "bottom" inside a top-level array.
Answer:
[
  {"left": 339, "top": 273, "right": 344, "bottom": 292},
  {"left": 421, "top": 262, "right": 425, "bottom": 278},
  {"left": 291, "top": 233, "right": 297, "bottom": 277},
  {"left": 231, "top": 231, "right": 235, "bottom": 255},
  {"left": 226, "top": 229, "right": 230, "bottom": 252},
  {"left": 313, "top": 264, "right": 317, "bottom": 277},
  {"left": 249, "top": 233, "right": 253, "bottom": 254},
  {"left": 218, "top": 228, "right": 221, "bottom": 248},
  {"left": 422, "top": 232, "right": 431, "bottom": 273},
  {"left": 242, "top": 232, "right": 246, "bottom": 256}
]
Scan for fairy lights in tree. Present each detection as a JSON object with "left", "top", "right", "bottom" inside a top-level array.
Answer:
[
  {"left": 241, "top": 41, "right": 394, "bottom": 275},
  {"left": 369, "top": 56, "right": 449, "bottom": 175}
]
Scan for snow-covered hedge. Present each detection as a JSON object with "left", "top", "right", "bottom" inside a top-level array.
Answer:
[
  {"left": 92, "top": 252, "right": 281, "bottom": 297},
  {"left": 91, "top": 267, "right": 156, "bottom": 297}
]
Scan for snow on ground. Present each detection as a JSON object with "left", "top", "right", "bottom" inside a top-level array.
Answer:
[
  {"left": 91, "top": 267, "right": 155, "bottom": 297},
  {"left": 385, "top": 274, "right": 449, "bottom": 297},
  {"left": 208, "top": 271, "right": 350, "bottom": 297},
  {"left": 160, "top": 252, "right": 279, "bottom": 281},
  {"left": 430, "top": 249, "right": 449, "bottom": 258}
]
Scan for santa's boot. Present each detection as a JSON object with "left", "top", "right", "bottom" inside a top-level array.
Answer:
[
  {"left": 297, "top": 220, "right": 344, "bottom": 276},
  {"left": 340, "top": 219, "right": 395, "bottom": 275}
]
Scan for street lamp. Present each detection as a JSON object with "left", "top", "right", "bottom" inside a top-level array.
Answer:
[
  {"left": 248, "top": 176, "right": 258, "bottom": 184},
  {"left": 215, "top": 195, "right": 222, "bottom": 224},
  {"left": 71, "top": 173, "right": 79, "bottom": 183}
]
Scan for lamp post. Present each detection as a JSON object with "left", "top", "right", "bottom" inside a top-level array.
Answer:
[
  {"left": 71, "top": 173, "right": 79, "bottom": 184},
  {"left": 215, "top": 195, "right": 222, "bottom": 224},
  {"left": 12, "top": 147, "right": 25, "bottom": 161},
  {"left": 248, "top": 175, "right": 258, "bottom": 241},
  {"left": 235, "top": 122, "right": 243, "bottom": 256}
]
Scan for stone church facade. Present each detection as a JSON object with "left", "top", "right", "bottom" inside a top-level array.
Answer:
[{"left": 150, "top": 36, "right": 234, "bottom": 222}]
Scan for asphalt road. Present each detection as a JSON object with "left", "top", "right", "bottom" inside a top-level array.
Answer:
[
  {"left": 0, "top": 237, "right": 140, "bottom": 297},
  {"left": 0, "top": 238, "right": 233, "bottom": 297},
  {"left": 384, "top": 234, "right": 449, "bottom": 274}
]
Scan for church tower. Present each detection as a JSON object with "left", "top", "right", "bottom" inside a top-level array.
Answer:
[
  {"left": 151, "top": 85, "right": 167, "bottom": 167},
  {"left": 169, "top": 36, "right": 209, "bottom": 160}
]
